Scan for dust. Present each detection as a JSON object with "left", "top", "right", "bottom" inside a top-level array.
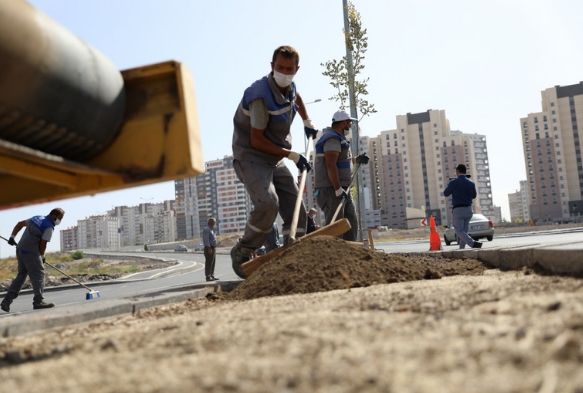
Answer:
[{"left": 227, "top": 236, "right": 490, "bottom": 301}]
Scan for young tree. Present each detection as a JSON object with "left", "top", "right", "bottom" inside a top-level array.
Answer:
[
  {"left": 321, "top": 1, "right": 376, "bottom": 240},
  {"left": 321, "top": 1, "right": 376, "bottom": 121}
]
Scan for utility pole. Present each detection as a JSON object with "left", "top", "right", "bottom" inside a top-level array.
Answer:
[{"left": 342, "top": 0, "right": 365, "bottom": 241}]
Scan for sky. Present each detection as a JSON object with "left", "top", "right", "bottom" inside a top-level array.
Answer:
[{"left": 2, "top": 0, "right": 583, "bottom": 258}]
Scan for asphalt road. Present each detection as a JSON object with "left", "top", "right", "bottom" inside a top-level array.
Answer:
[
  {"left": 374, "top": 227, "right": 583, "bottom": 253},
  {"left": 0, "top": 251, "right": 239, "bottom": 317},
  {"left": 1, "top": 227, "right": 581, "bottom": 317}
]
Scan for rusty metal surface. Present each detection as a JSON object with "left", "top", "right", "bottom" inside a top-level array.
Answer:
[{"left": 0, "top": 0, "right": 125, "bottom": 161}]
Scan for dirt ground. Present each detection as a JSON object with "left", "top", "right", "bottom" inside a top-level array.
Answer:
[{"left": 0, "top": 236, "right": 582, "bottom": 393}]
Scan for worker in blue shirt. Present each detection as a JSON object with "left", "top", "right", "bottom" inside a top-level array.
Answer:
[{"left": 443, "top": 164, "right": 482, "bottom": 249}]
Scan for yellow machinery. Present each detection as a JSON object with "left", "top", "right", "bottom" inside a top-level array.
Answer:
[{"left": 0, "top": 0, "right": 204, "bottom": 209}]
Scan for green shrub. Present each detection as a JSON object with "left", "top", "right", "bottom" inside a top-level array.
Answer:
[{"left": 70, "top": 250, "right": 84, "bottom": 260}]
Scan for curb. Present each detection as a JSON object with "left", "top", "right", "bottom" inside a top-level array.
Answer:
[
  {"left": 1, "top": 280, "right": 241, "bottom": 338},
  {"left": 410, "top": 244, "right": 583, "bottom": 276}
]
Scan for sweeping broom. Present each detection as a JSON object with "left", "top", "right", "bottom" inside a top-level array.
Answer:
[
  {"left": 43, "top": 261, "right": 101, "bottom": 300},
  {"left": 0, "top": 235, "right": 100, "bottom": 300}
]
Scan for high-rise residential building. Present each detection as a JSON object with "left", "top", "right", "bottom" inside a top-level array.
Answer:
[
  {"left": 174, "top": 177, "right": 200, "bottom": 241},
  {"left": 77, "top": 215, "right": 120, "bottom": 250},
  {"left": 175, "top": 155, "right": 251, "bottom": 238},
  {"left": 304, "top": 110, "right": 492, "bottom": 230},
  {"left": 367, "top": 109, "right": 493, "bottom": 228},
  {"left": 508, "top": 180, "right": 530, "bottom": 223},
  {"left": 60, "top": 226, "right": 78, "bottom": 252},
  {"left": 521, "top": 81, "right": 583, "bottom": 223}
]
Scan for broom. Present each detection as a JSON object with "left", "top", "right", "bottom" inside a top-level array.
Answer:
[
  {"left": 43, "top": 261, "right": 101, "bottom": 300},
  {"left": 0, "top": 235, "right": 100, "bottom": 300}
]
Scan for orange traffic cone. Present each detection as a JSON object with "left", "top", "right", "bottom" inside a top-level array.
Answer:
[{"left": 429, "top": 215, "right": 442, "bottom": 251}]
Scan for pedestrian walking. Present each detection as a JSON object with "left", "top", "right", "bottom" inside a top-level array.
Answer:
[
  {"left": 314, "top": 110, "right": 369, "bottom": 241},
  {"left": 203, "top": 217, "right": 218, "bottom": 281},
  {"left": 230, "top": 45, "right": 318, "bottom": 276},
  {"left": 1, "top": 208, "right": 65, "bottom": 312},
  {"left": 443, "top": 164, "right": 482, "bottom": 249}
]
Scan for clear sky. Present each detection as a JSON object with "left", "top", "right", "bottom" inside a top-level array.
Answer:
[{"left": 2, "top": 0, "right": 583, "bottom": 258}]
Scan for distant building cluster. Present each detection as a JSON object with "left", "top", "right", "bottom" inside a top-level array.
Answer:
[{"left": 61, "top": 81, "right": 583, "bottom": 251}]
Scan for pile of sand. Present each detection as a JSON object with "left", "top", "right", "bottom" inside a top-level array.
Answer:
[{"left": 227, "top": 236, "right": 489, "bottom": 301}]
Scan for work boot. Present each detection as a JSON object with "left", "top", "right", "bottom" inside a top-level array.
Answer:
[
  {"left": 1, "top": 302, "right": 9, "bottom": 313},
  {"left": 206, "top": 276, "right": 214, "bottom": 282},
  {"left": 211, "top": 276, "right": 219, "bottom": 281},
  {"left": 33, "top": 301, "right": 55, "bottom": 310},
  {"left": 472, "top": 241, "right": 483, "bottom": 249},
  {"left": 231, "top": 244, "right": 253, "bottom": 279}
]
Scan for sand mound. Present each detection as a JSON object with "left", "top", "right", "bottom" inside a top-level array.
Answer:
[{"left": 227, "top": 236, "right": 489, "bottom": 301}]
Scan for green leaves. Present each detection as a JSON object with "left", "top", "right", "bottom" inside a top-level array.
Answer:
[{"left": 321, "top": 1, "right": 376, "bottom": 121}]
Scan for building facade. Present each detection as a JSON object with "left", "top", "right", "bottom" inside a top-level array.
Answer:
[
  {"left": 521, "top": 81, "right": 583, "bottom": 223},
  {"left": 175, "top": 156, "right": 252, "bottom": 238},
  {"left": 508, "top": 180, "right": 530, "bottom": 223},
  {"left": 367, "top": 110, "right": 493, "bottom": 228}
]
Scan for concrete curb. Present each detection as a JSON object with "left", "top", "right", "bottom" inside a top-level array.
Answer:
[
  {"left": 1, "top": 280, "right": 241, "bottom": 338},
  {"left": 407, "top": 243, "right": 583, "bottom": 276}
]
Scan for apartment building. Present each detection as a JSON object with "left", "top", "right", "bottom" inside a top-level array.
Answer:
[
  {"left": 521, "top": 81, "right": 583, "bottom": 222},
  {"left": 77, "top": 215, "right": 120, "bottom": 250},
  {"left": 176, "top": 156, "right": 252, "bottom": 238},
  {"left": 367, "top": 109, "right": 493, "bottom": 228},
  {"left": 174, "top": 177, "right": 200, "bottom": 240},
  {"left": 508, "top": 180, "right": 530, "bottom": 223},
  {"left": 60, "top": 226, "right": 78, "bottom": 252}
]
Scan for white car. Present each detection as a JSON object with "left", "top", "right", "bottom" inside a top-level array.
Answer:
[{"left": 444, "top": 214, "right": 494, "bottom": 246}]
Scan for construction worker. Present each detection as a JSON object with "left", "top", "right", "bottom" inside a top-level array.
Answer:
[
  {"left": 1, "top": 208, "right": 65, "bottom": 312},
  {"left": 314, "top": 110, "right": 369, "bottom": 241},
  {"left": 306, "top": 208, "right": 320, "bottom": 234},
  {"left": 263, "top": 223, "right": 281, "bottom": 253},
  {"left": 230, "top": 45, "right": 318, "bottom": 277}
]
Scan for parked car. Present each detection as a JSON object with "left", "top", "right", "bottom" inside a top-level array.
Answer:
[
  {"left": 194, "top": 243, "right": 204, "bottom": 252},
  {"left": 174, "top": 244, "right": 188, "bottom": 252},
  {"left": 443, "top": 214, "right": 494, "bottom": 246}
]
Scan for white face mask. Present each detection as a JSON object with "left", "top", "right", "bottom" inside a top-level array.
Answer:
[
  {"left": 343, "top": 121, "right": 352, "bottom": 134},
  {"left": 54, "top": 218, "right": 61, "bottom": 226},
  {"left": 273, "top": 70, "right": 295, "bottom": 88}
]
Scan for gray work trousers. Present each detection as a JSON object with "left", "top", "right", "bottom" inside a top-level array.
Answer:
[
  {"left": 204, "top": 246, "right": 216, "bottom": 277},
  {"left": 234, "top": 159, "right": 306, "bottom": 250},
  {"left": 452, "top": 205, "right": 475, "bottom": 249},
  {"left": 316, "top": 186, "right": 358, "bottom": 241},
  {"left": 2, "top": 248, "right": 45, "bottom": 305}
]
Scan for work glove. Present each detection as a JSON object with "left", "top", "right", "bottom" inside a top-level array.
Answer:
[
  {"left": 7, "top": 236, "right": 17, "bottom": 246},
  {"left": 355, "top": 153, "right": 369, "bottom": 165},
  {"left": 42, "top": 256, "right": 46, "bottom": 264},
  {"left": 335, "top": 188, "right": 348, "bottom": 200},
  {"left": 303, "top": 119, "right": 318, "bottom": 140},
  {"left": 288, "top": 152, "right": 312, "bottom": 173}
]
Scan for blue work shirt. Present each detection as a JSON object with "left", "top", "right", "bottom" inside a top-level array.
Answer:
[
  {"left": 203, "top": 225, "right": 217, "bottom": 247},
  {"left": 443, "top": 174, "right": 477, "bottom": 206}
]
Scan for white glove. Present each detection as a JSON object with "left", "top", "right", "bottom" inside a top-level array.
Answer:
[
  {"left": 303, "top": 119, "right": 316, "bottom": 129},
  {"left": 288, "top": 151, "right": 300, "bottom": 164}
]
